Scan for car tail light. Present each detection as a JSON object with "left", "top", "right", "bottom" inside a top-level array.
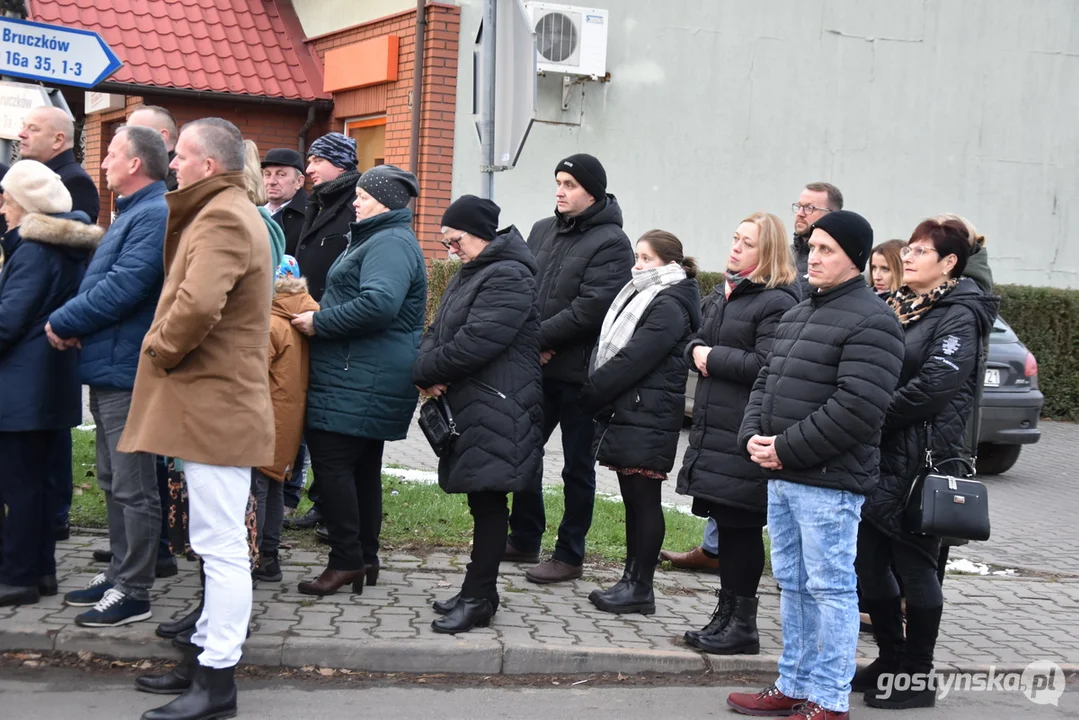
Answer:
[{"left": 1025, "top": 351, "right": 1039, "bottom": 377}]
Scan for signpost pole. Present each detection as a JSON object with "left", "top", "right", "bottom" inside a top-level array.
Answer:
[{"left": 479, "top": 0, "right": 497, "bottom": 200}]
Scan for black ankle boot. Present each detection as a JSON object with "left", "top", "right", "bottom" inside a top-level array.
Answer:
[
  {"left": 432, "top": 592, "right": 499, "bottom": 616},
  {"left": 852, "top": 595, "right": 906, "bottom": 693},
  {"left": 590, "top": 559, "right": 655, "bottom": 615},
  {"left": 431, "top": 597, "right": 494, "bottom": 634},
  {"left": 692, "top": 594, "right": 759, "bottom": 654},
  {"left": 141, "top": 664, "right": 237, "bottom": 720},
  {"left": 865, "top": 604, "right": 942, "bottom": 709},
  {"left": 252, "top": 555, "right": 282, "bottom": 582},
  {"left": 157, "top": 564, "right": 205, "bottom": 639},
  {"left": 135, "top": 645, "right": 202, "bottom": 695},
  {"left": 588, "top": 558, "right": 636, "bottom": 605},
  {"left": 684, "top": 587, "right": 734, "bottom": 644}
]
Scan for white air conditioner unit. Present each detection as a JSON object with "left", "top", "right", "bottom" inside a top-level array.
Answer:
[{"left": 524, "top": 2, "right": 608, "bottom": 78}]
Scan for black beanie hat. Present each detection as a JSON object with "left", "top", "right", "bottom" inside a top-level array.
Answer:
[
  {"left": 441, "top": 195, "right": 500, "bottom": 241},
  {"left": 810, "top": 210, "right": 874, "bottom": 272},
  {"left": 555, "top": 153, "right": 607, "bottom": 201},
  {"left": 357, "top": 164, "right": 419, "bottom": 210}
]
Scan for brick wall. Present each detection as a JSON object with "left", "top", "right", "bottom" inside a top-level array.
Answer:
[
  {"left": 309, "top": 3, "right": 460, "bottom": 261},
  {"left": 82, "top": 94, "right": 318, "bottom": 227}
]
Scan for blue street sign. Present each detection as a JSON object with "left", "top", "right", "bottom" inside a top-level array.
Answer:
[{"left": 0, "top": 17, "right": 122, "bottom": 89}]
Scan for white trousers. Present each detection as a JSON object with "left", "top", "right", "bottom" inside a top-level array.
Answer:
[{"left": 184, "top": 461, "right": 253, "bottom": 669}]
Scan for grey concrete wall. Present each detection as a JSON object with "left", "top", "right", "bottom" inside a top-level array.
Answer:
[{"left": 450, "top": 0, "right": 1079, "bottom": 287}]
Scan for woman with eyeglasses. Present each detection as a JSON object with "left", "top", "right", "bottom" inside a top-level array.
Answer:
[
  {"left": 292, "top": 165, "right": 427, "bottom": 597},
  {"left": 868, "top": 239, "right": 905, "bottom": 294},
  {"left": 854, "top": 219, "right": 998, "bottom": 709},
  {"left": 413, "top": 195, "right": 543, "bottom": 634}
]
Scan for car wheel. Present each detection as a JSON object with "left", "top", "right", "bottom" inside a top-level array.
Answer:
[{"left": 977, "top": 443, "right": 1022, "bottom": 475}]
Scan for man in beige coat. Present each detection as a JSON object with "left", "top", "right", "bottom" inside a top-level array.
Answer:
[{"left": 118, "top": 117, "right": 273, "bottom": 720}]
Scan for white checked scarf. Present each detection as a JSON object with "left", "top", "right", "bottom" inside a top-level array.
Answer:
[{"left": 594, "top": 262, "right": 687, "bottom": 369}]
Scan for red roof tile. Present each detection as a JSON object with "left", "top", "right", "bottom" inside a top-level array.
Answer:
[{"left": 30, "top": 0, "right": 327, "bottom": 101}]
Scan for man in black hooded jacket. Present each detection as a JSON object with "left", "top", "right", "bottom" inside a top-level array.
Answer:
[{"left": 508, "top": 154, "right": 634, "bottom": 584}]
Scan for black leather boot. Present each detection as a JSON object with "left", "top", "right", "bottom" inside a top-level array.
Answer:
[
  {"left": 590, "top": 559, "right": 656, "bottom": 615},
  {"left": 135, "top": 644, "right": 202, "bottom": 695},
  {"left": 692, "top": 594, "right": 759, "bottom": 654},
  {"left": 684, "top": 587, "right": 734, "bottom": 644},
  {"left": 0, "top": 583, "right": 39, "bottom": 607},
  {"left": 141, "top": 664, "right": 237, "bottom": 720},
  {"left": 588, "top": 558, "right": 635, "bottom": 605},
  {"left": 157, "top": 563, "right": 204, "bottom": 639},
  {"left": 866, "top": 604, "right": 942, "bottom": 709},
  {"left": 38, "top": 575, "right": 59, "bottom": 597},
  {"left": 430, "top": 597, "right": 494, "bottom": 634},
  {"left": 852, "top": 595, "right": 906, "bottom": 693},
  {"left": 432, "top": 592, "right": 499, "bottom": 616}
]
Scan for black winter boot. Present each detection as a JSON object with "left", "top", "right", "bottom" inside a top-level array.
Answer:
[
  {"left": 252, "top": 554, "right": 282, "bottom": 583},
  {"left": 590, "top": 558, "right": 656, "bottom": 615},
  {"left": 684, "top": 587, "right": 734, "bottom": 644},
  {"left": 432, "top": 592, "right": 500, "bottom": 616},
  {"left": 135, "top": 644, "right": 202, "bottom": 695},
  {"left": 852, "top": 595, "right": 906, "bottom": 693},
  {"left": 141, "top": 664, "right": 237, "bottom": 720},
  {"left": 691, "top": 594, "right": 759, "bottom": 654},
  {"left": 588, "top": 558, "right": 636, "bottom": 605},
  {"left": 865, "top": 604, "right": 942, "bottom": 709},
  {"left": 430, "top": 597, "right": 494, "bottom": 634},
  {"left": 157, "top": 563, "right": 204, "bottom": 639}
]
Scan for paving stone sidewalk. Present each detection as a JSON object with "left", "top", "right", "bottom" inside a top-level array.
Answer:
[{"left": 2, "top": 534, "right": 1077, "bottom": 675}]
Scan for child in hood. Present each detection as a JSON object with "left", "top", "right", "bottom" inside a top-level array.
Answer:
[{"left": 251, "top": 255, "right": 319, "bottom": 582}]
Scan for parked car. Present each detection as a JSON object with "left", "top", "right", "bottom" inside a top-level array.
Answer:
[{"left": 684, "top": 316, "right": 1042, "bottom": 476}]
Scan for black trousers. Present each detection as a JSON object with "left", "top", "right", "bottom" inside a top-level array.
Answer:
[
  {"left": 0, "top": 430, "right": 60, "bottom": 587},
  {"left": 855, "top": 521, "right": 943, "bottom": 608},
  {"left": 461, "top": 491, "right": 508, "bottom": 600},
  {"left": 716, "top": 524, "right": 766, "bottom": 597},
  {"left": 305, "top": 428, "right": 384, "bottom": 571}
]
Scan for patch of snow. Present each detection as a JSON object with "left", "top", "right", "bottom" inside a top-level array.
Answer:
[
  {"left": 381, "top": 467, "right": 438, "bottom": 484},
  {"left": 76, "top": 424, "right": 96, "bottom": 432},
  {"left": 947, "top": 558, "right": 990, "bottom": 575}
]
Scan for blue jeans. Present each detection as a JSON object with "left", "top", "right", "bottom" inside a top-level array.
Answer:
[
  {"left": 701, "top": 517, "right": 719, "bottom": 555},
  {"left": 283, "top": 441, "right": 309, "bottom": 509},
  {"left": 768, "top": 479, "right": 864, "bottom": 713},
  {"left": 509, "top": 379, "right": 596, "bottom": 565}
]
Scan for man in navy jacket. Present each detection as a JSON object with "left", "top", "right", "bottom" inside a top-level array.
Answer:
[{"left": 46, "top": 126, "right": 170, "bottom": 627}]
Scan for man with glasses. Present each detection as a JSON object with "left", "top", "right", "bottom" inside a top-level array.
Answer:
[{"left": 791, "top": 182, "right": 843, "bottom": 298}]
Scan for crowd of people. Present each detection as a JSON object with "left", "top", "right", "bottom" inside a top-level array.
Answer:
[{"left": 0, "top": 104, "right": 999, "bottom": 720}]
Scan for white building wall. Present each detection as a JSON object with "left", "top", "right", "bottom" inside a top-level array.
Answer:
[
  {"left": 450, "top": 0, "right": 1079, "bottom": 287},
  {"left": 292, "top": 0, "right": 416, "bottom": 38}
]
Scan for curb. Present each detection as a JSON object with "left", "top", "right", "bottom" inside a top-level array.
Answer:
[{"left": 5, "top": 623, "right": 1075, "bottom": 677}]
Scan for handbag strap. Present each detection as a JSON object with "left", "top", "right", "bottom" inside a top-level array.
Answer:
[
  {"left": 438, "top": 396, "right": 458, "bottom": 435},
  {"left": 969, "top": 337, "right": 988, "bottom": 473}
]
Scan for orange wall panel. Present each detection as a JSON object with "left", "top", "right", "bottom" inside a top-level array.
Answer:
[{"left": 323, "top": 35, "right": 400, "bottom": 93}]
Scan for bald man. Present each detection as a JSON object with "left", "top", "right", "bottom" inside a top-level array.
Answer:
[
  {"left": 17, "top": 107, "right": 100, "bottom": 223},
  {"left": 127, "top": 106, "right": 178, "bottom": 191}
]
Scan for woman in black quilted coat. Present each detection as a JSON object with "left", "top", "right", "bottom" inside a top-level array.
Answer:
[
  {"left": 854, "top": 218, "right": 998, "bottom": 710},
  {"left": 675, "top": 212, "right": 800, "bottom": 655},
  {"left": 413, "top": 195, "right": 543, "bottom": 635},
  {"left": 578, "top": 230, "right": 701, "bottom": 616}
]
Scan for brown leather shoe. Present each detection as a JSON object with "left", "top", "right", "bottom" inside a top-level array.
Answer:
[
  {"left": 726, "top": 684, "right": 807, "bottom": 716},
  {"left": 524, "top": 558, "right": 582, "bottom": 584},
  {"left": 502, "top": 540, "right": 540, "bottom": 564},
  {"left": 297, "top": 567, "right": 364, "bottom": 596},
  {"left": 660, "top": 546, "right": 719, "bottom": 571}
]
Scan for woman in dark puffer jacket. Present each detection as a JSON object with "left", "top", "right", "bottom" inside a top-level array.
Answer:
[
  {"left": 855, "top": 219, "right": 998, "bottom": 710},
  {"left": 676, "top": 212, "right": 799, "bottom": 655},
  {"left": 413, "top": 196, "right": 543, "bottom": 635},
  {"left": 579, "top": 230, "right": 701, "bottom": 616}
]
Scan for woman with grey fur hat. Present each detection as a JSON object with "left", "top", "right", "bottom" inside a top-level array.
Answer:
[
  {"left": 0, "top": 160, "right": 102, "bottom": 606},
  {"left": 293, "top": 165, "right": 428, "bottom": 597}
]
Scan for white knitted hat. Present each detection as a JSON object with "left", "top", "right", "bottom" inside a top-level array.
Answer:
[{"left": 1, "top": 159, "right": 73, "bottom": 215}]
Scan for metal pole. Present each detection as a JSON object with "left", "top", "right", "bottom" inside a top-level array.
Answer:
[
  {"left": 409, "top": 0, "right": 427, "bottom": 176},
  {"left": 479, "top": 0, "right": 497, "bottom": 199}
]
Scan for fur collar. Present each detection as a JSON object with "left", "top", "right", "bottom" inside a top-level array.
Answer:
[
  {"left": 18, "top": 213, "right": 104, "bottom": 250},
  {"left": 274, "top": 275, "right": 308, "bottom": 295}
]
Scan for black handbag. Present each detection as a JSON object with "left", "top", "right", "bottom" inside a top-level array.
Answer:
[
  {"left": 902, "top": 427, "right": 991, "bottom": 541},
  {"left": 417, "top": 396, "right": 459, "bottom": 457}
]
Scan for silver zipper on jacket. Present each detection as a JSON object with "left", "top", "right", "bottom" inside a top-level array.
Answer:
[{"left": 468, "top": 379, "right": 506, "bottom": 398}]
